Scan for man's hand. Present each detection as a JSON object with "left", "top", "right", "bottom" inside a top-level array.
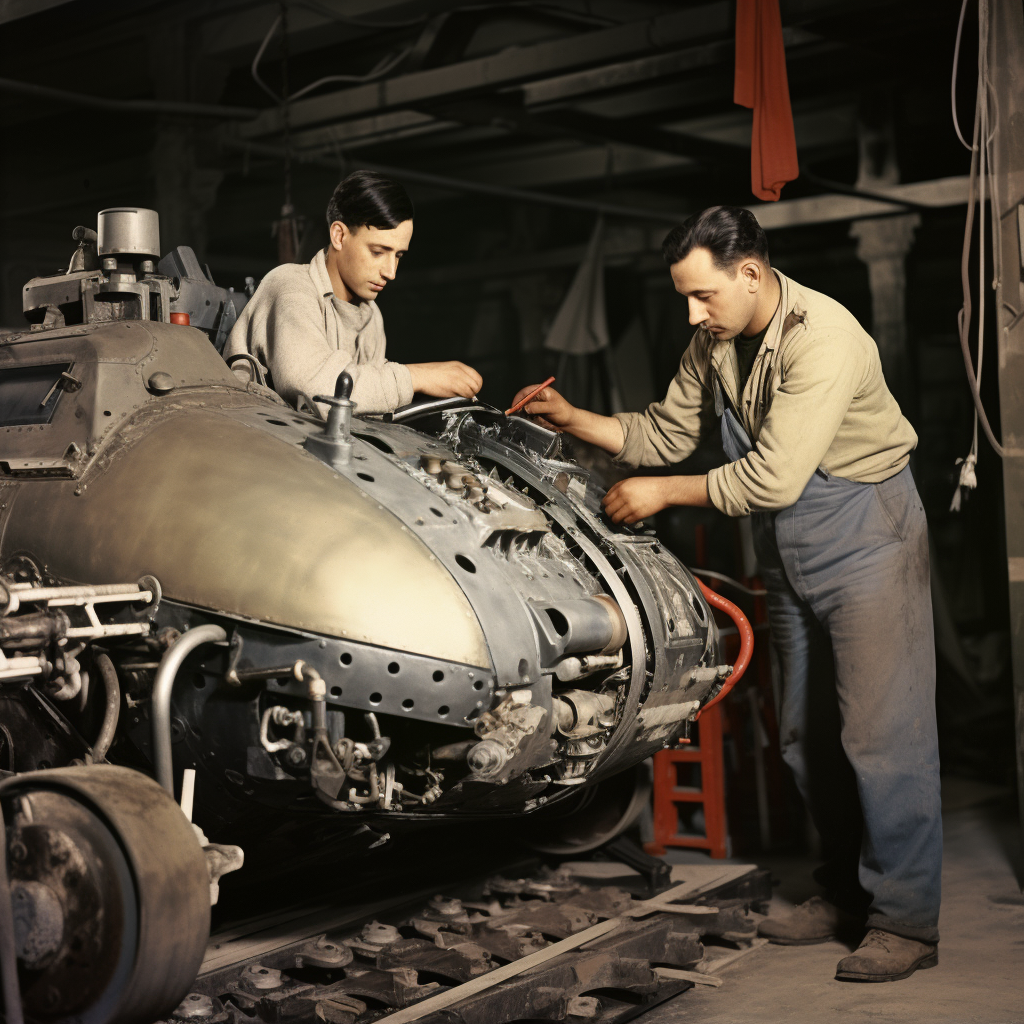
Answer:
[
  {"left": 602, "top": 475, "right": 711, "bottom": 524},
  {"left": 509, "top": 384, "right": 576, "bottom": 432},
  {"left": 602, "top": 478, "right": 673, "bottom": 524},
  {"left": 509, "top": 384, "right": 626, "bottom": 453},
  {"left": 408, "top": 361, "right": 483, "bottom": 399}
]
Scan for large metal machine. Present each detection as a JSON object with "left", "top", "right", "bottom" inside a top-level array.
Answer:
[{"left": 0, "top": 210, "right": 748, "bottom": 1024}]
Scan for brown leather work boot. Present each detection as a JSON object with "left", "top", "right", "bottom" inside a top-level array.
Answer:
[
  {"left": 758, "top": 895, "right": 859, "bottom": 945},
  {"left": 835, "top": 928, "right": 938, "bottom": 982}
]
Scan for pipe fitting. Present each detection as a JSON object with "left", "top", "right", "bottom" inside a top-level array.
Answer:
[
  {"left": 466, "top": 739, "right": 507, "bottom": 777},
  {"left": 152, "top": 623, "right": 228, "bottom": 795}
]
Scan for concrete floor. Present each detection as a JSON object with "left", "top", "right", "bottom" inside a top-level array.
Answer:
[{"left": 646, "top": 778, "right": 1024, "bottom": 1024}]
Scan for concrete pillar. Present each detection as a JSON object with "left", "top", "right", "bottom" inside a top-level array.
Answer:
[
  {"left": 849, "top": 213, "right": 920, "bottom": 401},
  {"left": 987, "top": 0, "right": 1024, "bottom": 834},
  {"left": 848, "top": 96, "right": 919, "bottom": 405}
]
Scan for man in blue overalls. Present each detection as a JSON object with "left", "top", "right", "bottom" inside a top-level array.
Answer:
[{"left": 511, "top": 205, "right": 941, "bottom": 983}]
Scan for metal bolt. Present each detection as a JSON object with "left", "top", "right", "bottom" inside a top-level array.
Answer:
[
  {"left": 147, "top": 371, "right": 175, "bottom": 395},
  {"left": 287, "top": 746, "right": 307, "bottom": 766},
  {"left": 8, "top": 841, "right": 27, "bottom": 862}
]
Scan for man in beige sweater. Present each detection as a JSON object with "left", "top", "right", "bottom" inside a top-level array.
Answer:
[
  {"left": 226, "top": 171, "right": 481, "bottom": 414},
  {"left": 513, "top": 206, "right": 941, "bottom": 984}
]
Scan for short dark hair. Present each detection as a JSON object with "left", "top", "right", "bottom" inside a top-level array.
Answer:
[
  {"left": 326, "top": 170, "right": 414, "bottom": 231},
  {"left": 662, "top": 206, "right": 769, "bottom": 271}
]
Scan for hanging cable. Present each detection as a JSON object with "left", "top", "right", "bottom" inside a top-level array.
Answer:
[
  {"left": 274, "top": 2, "right": 302, "bottom": 266},
  {"left": 251, "top": 13, "right": 284, "bottom": 103},
  {"left": 251, "top": 9, "right": 413, "bottom": 106},
  {"left": 689, "top": 567, "right": 768, "bottom": 597},
  {"left": 951, "top": 0, "right": 1005, "bottom": 512},
  {"left": 286, "top": 47, "right": 414, "bottom": 102},
  {"left": 951, "top": 0, "right": 973, "bottom": 150}
]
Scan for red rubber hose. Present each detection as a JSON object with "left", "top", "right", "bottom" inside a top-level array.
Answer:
[{"left": 695, "top": 578, "right": 754, "bottom": 716}]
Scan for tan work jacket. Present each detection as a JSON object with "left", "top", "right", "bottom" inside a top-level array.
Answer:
[
  {"left": 225, "top": 249, "right": 414, "bottom": 415},
  {"left": 613, "top": 271, "right": 918, "bottom": 516}
]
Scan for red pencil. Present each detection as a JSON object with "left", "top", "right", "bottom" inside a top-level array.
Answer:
[{"left": 505, "top": 376, "right": 556, "bottom": 416}]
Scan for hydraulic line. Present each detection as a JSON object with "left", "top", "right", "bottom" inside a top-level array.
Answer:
[
  {"left": 152, "top": 625, "right": 227, "bottom": 796},
  {"left": 690, "top": 567, "right": 767, "bottom": 597},
  {"left": 90, "top": 652, "right": 121, "bottom": 763},
  {"left": 696, "top": 579, "right": 754, "bottom": 716}
]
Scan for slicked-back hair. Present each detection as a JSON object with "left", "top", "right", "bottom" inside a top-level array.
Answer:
[
  {"left": 662, "top": 206, "right": 769, "bottom": 272},
  {"left": 326, "top": 171, "right": 414, "bottom": 231}
]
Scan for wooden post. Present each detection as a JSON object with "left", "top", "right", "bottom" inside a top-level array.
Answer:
[{"left": 988, "top": 0, "right": 1024, "bottom": 839}]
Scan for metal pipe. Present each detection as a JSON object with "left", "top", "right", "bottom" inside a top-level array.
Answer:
[
  {"left": 390, "top": 396, "right": 484, "bottom": 422},
  {"left": 0, "top": 76, "right": 257, "bottom": 120},
  {"left": 91, "top": 653, "right": 121, "bottom": 763},
  {"left": 152, "top": 624, "right": 227, "bottom": 796},
  {"left": 0, "top": 803, "right": 24, "bottom": 1024}
]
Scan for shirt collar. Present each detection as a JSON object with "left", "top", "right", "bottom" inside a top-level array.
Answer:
[
  {"left": 708, "top": 269, "right": 792, "bottom": 373},
  {"left": 309, "top": 248, "right": 376, "bottom": 329},
  {"left": 309, "top": 247, "right": 334, "bottom": 299}
]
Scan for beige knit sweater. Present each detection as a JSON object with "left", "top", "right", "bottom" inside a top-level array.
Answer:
[
  {"left": 225, "top": 249, "right": 414, "bottom": 414},
  {"left": 613, "top": 271, "right": 918, "bottom": 516}
]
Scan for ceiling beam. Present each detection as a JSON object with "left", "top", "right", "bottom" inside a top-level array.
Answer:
[
  {"left": 748, "top": 176, "right": 970, "bottom": 229},
  {"left": 239, "top": 1, "right": 735, "bottom": 138},
  {"left": 222, "top": 138, "right": 689, "bottom": 222},
  {"left": 395, "top": 177, "right": 972, "bottom": 288},
  {"left": 237, "top": 0, "right": 899, "bottom": 140},
  {"left": 0, "top": 0, "right": 77, "bottom": 26}
]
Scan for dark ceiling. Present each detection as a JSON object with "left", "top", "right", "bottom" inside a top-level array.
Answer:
[{"left": 1, "top": 0, "right": 972, "bottom": 295}]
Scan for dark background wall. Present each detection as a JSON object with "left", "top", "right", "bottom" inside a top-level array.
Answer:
[{"left": 0, "top": 0, "right": 1014, "bottom": 787}]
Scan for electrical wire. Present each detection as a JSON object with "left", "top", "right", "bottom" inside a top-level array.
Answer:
[
  {"left": 689, "top": 567, "right": 768, "bottom": 597},
  {"left": 287, "top": 48, "right": 414, "bottom": 102},
  {"left": 952, "top": 0, "right": 973, "bottom": 150},
  {"left": 951, "top": 0, "right": 1005, "bottom": 515},
  {"left": 252, "top": 0, "right": 622, "bottom": 107},
  {"left": 251, "top": 8, "right": 414, "bottom": 106}
]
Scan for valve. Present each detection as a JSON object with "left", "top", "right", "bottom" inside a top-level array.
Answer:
[{"left": 304, "top": 371, "right": 356, "bottom": 468}]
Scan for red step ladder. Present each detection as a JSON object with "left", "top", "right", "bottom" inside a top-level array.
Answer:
[{"left": 645, "top": 704, "right": 728, "bottom": 859}]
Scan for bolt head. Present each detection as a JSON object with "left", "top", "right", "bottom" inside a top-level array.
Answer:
[
  {"left": 147, "top": 371, "right": 175, "bottom": 395},
  {"left": 287, "top": 746, "right": 307, "bottom": 765}
]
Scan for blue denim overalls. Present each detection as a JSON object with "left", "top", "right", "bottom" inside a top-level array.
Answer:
[{"left": 720, "top": 403, "right": 942, "bottom": 943}]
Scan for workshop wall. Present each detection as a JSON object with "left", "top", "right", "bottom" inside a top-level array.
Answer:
[{"left": 0, "top": 0, "right": 1013, "bottom": 791}]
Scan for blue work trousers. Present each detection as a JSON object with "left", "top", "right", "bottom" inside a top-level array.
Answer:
[{"left": 722, "top": 409, "right": 942, "bottom": 943}]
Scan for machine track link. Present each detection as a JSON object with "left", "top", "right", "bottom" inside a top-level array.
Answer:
[{"left": 165, "top": 863, "right": 771, "bottom": 1024}]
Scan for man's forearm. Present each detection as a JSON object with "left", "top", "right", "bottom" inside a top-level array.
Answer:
[
  {"left": 666, "top": 475, "right": 712, "bottom": 508},
  {"left": 565, "top": 408, "right": 625, "bottom": 454}
]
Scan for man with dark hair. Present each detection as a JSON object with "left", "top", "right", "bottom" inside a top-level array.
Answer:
[
  {"left": 226, "top": 170, "right": 481, "bottom": 413},
  {"left": 511, "top": 205, "right": 941, "bottom": 983}
]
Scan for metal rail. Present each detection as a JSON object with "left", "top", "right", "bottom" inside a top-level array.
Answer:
[{"left": 188, "top": 861, "right": 770, "bottom": 1024}]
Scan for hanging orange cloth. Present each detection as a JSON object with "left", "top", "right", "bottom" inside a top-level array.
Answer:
[{"left": 734, "top": 0, "right": 798, "bottom": 201}]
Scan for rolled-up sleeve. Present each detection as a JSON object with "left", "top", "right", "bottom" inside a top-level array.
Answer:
[
  {"left": 612, "top": 338, "right": 716, "bottom": 469},
  {"left": 707, "top": 327, "right": 866, "bottom": 516}
]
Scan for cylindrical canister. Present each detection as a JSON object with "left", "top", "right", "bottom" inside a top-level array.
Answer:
[{"left": 97, "top": 207, "right": 161, "bottom": 257}]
